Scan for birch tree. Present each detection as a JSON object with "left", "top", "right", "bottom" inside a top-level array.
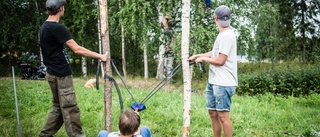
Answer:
[
  {"left": 156, "top": 7, "right": 165, "bottom": 79},
  {"left": 119, "top": 0, "right": 127, "bottom": 77},
  {"left": 144, "top": 41, "right": 148, "bottom": 79},
  {"left": 81, "top": 56, "right": 87, "bottom": 77},
  {"left": 181, "top": 0, "right": 192, "bottom": 136},
  {"left": 99, "top": 0, "right": 113, "bottom": 132},
  {"left": 97, "top": 13, "right": 105, "bottom": 77}
]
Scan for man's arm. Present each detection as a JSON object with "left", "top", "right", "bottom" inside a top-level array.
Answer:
[
  {"left": 188, "top": 51, "right": 211, "bottom": 60},
  {"left": 196, "top": 53, "right": 227, "bottom": 66},
  {"left": 65, "top": 39, "right": 107, "bottom": 62}
]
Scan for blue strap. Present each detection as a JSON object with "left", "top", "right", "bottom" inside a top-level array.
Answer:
[{"left": 131, "top": 103, "right": 146, "bottom": 112}]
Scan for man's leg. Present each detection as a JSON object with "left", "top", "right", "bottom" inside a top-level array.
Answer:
[
  {"left": 209, "top": 110, "right": 222, "bottom": 137},
  {"left": 39, "top": 74, "right": 64, "bottom": 137},
  {"left": 218, "top": 111, "right": 232, "bottom": 137},
  {"left": 214, "top": 86, "right": 235, "bottom": 137},
  {"left": 206, "top": 83, "right": 222, "bottom": 136},
  {"left": 39, "top": 105, "right": 64, "bottom": 137},
  {"left": 140, "top": 126, "right": 152, "bottom": 137},
  {"left": 58, "top": 75, "right": 85, "bottom": 137}
]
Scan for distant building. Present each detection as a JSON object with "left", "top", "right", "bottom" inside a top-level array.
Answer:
[{"left": 237, "top": 55, "right": 249, "bottom": 63}]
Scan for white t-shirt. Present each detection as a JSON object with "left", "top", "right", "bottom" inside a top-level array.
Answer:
[
  {"left": 208, "top": 29, "right": 238, "bottom": 86},
  {"left": 107, "top": 131, "right": 142, "bottom": 137}
]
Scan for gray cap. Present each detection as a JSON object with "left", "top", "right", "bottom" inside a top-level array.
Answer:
[
  {"left": 46, "top": 0, "right": 67, "bottom": 11},
  {"left": 214, "top": 5, "right": 231, "bottom": 27}
]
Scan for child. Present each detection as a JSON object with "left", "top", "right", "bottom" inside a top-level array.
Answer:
[{"left": 98, "top": 110, "right": 152, "bottom": 137}]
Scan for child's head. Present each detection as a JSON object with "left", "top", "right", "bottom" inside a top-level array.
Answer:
[{"left": 118, "top": 110, "right": 140, "bottom": 136}]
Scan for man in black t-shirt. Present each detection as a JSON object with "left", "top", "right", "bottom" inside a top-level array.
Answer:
[{"left": 39, "top": 0, "right": 107, "bottom": 137}]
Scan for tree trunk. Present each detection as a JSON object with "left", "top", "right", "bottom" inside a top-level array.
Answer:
[
  {"left": 38, "top": 29, "right": 43, "bottom": 66},
  {"left": 99, "top": 0, "right": 113, "bottom": 132},
  {"left": 121, "top": 26, "right": 127, "bottom": 77},
  {"left": 156, "top": 6, "right": 165, "bottom": 79},
  {"left": 35, "top": 0, "right": 43, "bottom": 66},
  {"left": 144, "top": 42, "right": 148, "bottom": 79},
  {"left": 165, "top": 40, "right": 175, "bottom": 76},
  {"left": 119, "top": 0, "right": 127, "bottom": 77},
  {"left": 181, "top": 0, "right": 191, "bottom": 136},
  {"left": 97, "top": 14, "right": 105, "bottom": 77},
  {"left": 156, "top": 44, "right": 165, "bottom": 79},
  {"left": 301, "top": 0, "right": 306, "bottom": 63},
  {"left": 81, "top": 56, "right": 87, "bottom": 78}
]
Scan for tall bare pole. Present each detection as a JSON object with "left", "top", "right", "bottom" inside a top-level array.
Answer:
[
  {"left": 98, "top": 0, "right": 113, "bottom": 132},
  {"left": 12, "top": 66, "right": 21, "bottom": 137},
  {"left": 181, "top": 0, "right": 192, "bottom": 136}
]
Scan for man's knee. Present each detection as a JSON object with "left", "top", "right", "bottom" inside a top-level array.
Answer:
[
  {"left": 209, "top": 110, "right": 218, "bottom": 116},
  {"left": 217, "top": 111, "right": 230, "bottom": 123}
]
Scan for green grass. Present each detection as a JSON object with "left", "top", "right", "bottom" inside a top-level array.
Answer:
[{"left": 1, "top": 77, "right": 320, "bottom": 137}]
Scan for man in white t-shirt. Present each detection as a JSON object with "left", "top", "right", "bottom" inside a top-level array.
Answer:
[{"left": 188, "top": 5, "right": 237, "bottom": 137}]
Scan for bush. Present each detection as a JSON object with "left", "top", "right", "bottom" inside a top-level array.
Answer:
[{"left": 237, "top": 63, "right": 320, "bottom": 96}]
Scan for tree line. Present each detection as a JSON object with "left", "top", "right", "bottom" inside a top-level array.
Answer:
[{"left": 1, "top": 0, "right": 319, "bottom": 77}]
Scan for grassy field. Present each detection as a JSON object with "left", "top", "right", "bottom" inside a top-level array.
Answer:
[{"left": 0, "top": 77, "right": 320, "bottom": 137}]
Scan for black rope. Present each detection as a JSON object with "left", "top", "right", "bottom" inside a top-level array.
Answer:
[
  {"left": 104, "top": 74, "right": 124, "bottom": 113},
  {"left": 140, "top": 62, "right": 182, "bottom": 104},
  {"left": 111, "top": 60, "right": 137, "bottom": 103},
  {"left": 96, "top": 59, "right": 205, "bottom": 112},
  {"left": 96, "top": 61, "right": 101, "bottom": 90},
  {"left": 95, "top": 59, "right": 124, "bottom": 113},
  {"left": 141, "top": 60, "right": 205, "bottom": 104}
]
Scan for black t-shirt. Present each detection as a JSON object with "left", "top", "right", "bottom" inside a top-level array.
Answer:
[{"left": 40, "top": 21, "right": 72, "bottom": 77}]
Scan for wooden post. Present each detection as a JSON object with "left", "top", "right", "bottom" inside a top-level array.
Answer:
[
  {"left": 181, "top": 0, "right": 191, "bottom": 136},
  {"left": 98, "top": 0, "right": 113, "bottom": 132}
]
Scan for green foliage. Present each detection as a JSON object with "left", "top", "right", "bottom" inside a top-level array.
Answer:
[
  {"left": 253, "top": 3, "right": 280, "bottom": 62},
  {"left": 0, "top": 0, "right": 319, "bottom": 77},
  {"left": 1, "top": 78, "right": 320, "bottom": 136},
  {"left": 237, "top": 63, "right": 320, "bottom": 96},
  {"left": 62, "top": 0, "right": 100, "bottom": 59},
  {"left": 0, "top": 0, "right": 45, "bottom": 63}
]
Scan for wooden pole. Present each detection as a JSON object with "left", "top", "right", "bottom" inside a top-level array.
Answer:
[
  {"left": 98, "top": 0, "right": 113, "bottom": 132},
  {"left": 181, "top": 0, "right": 192, "bottom": 136}
]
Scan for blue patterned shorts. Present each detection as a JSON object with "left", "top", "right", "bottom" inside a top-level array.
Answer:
[{"left": 206, "top": 83, "right": 236, "bottom": 111}]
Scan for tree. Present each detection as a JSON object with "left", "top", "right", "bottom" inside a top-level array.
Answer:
[
  {"left": 291, "top": 0, "right": 320, "bottom": 63},
  {"left": 254, "top": 3, "right": 280, "bottom": 62},
  {"left": 98, "top": 0, "right": 113, "bottom": 132},
  {"left": 118, "top": 0, "right": 127, "bottom": 77},
  {"left": 2, "top": 0, "right": 320, "bottom": 77},
  {"left": 111, "top": 0, "right": 159, "bottom": 76},
  {"left": 63, "top": 0, "right": 100, "bottom": 76},
  {"left": 156, "top": 1, "right": 182, "bottom": 79},
  {"left": 181, "top": 0, "right": 192, "bottom": 136},
  {"left": 156, "top": 6, "right": 166, "bottom": 79},
  {"left": 0, "top": 0, "right": 45, "bottom": 67}
]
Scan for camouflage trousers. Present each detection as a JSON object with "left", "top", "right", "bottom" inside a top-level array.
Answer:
[{"left": 39, "top": 73, "right": 85, "bottom": 137}]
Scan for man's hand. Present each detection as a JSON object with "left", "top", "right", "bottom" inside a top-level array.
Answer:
[
  {"left": 195, "top": 57, "right": 204, "bottom": 63},
  {"left": 188, "top": 55, "right": 197, "bottom": 61},
  {"left": 100, "top": 52, "right": 108, "bottom": 62}
]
